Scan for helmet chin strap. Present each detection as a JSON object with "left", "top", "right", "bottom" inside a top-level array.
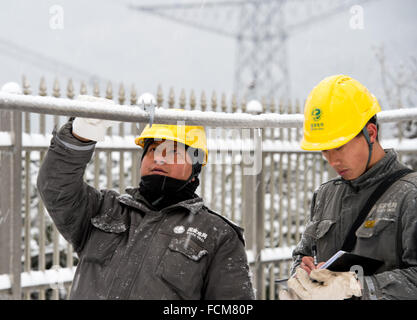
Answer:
[
  {"left": 173, "top": 163, "right": 201, "bottom": 193},
  {"left": 362, "top": 127, "right": 374, "bottom": 171}
]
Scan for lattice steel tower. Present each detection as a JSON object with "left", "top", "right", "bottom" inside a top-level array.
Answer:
[{"left": 131, "top": 0, "right": 372, "bottom": 102}]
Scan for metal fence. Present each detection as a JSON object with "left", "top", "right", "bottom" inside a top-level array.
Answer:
[{"left": 0, "top": 76, "right": 416, "bottom": 300}]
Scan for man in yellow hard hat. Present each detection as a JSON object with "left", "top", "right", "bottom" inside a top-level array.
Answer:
[
  {"left": 280, "top": 75, "right": 417, "bottom": 300},
  {"left": 134, "top": 121, "right": 208, "bottom": 209},
  {"left": 37, "top": 95, "right": 254, "bottom": 300}
]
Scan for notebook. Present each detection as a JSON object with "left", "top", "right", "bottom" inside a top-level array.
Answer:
[{"left": 319, "top": 250, "right": 383, "bottom": 276}]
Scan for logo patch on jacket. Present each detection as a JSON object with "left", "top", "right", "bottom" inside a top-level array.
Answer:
[
  {"left": 173, "top": 225, "right": 185, "bottom": 234},
  {"left": 376, "top": 201, "right": 397, "bottom": 213},
  {"left": 187, "top": 227, "right": 207, "bottom": 242}
]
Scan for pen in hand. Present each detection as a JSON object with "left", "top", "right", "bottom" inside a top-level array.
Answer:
[{"left": 276, "top": 247, "right": 319, "bottom": 284}]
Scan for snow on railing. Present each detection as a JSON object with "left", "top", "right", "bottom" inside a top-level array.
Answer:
[
  {"left": 246, "top": 246, "right": 295, "bottom": 265},
  {"left": 0, "top": 267, "right": 76, "bottom": 291},
  {"left": 1, "top": 92, "right": 417, "bottom": 128},
  {"left": 0, "top": 132, "right": 12, "bottom": 147}
]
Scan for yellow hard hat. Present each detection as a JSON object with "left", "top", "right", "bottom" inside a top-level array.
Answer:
[
  {"left": 135, "top": 119, "right": 208, "bottom": 166},
  {"left": 301, "top": 74, "right": 381, "bottom": 151}
]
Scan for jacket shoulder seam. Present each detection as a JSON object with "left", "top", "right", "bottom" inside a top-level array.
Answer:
[
  {"left": 398, "top": 175, "right": 417, "bottom": 189},
  {"left": 203, "top": 207, "right": 245, "bottom": 244}
]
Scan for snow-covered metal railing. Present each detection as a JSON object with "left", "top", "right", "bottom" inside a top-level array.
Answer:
[
  {"left": 1, "top": 92, "right": 417, "bottom": 127},
  {"left": 0, "top": 91, "right": 303, "bottom": 128}
]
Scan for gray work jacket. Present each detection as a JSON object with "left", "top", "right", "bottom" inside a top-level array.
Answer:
[
  {"left": 292, "top": 149, "right": 417, "bottom": 300},
  {"left": 36, "top": 121, "right": 255, "bottom": 300}
]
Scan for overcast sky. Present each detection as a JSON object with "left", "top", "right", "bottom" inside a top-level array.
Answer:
[{"left": 0, "top": 0, "right": 416, "bottom": 109}]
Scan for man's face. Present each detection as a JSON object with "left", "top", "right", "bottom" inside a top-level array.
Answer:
[
  {"left": 321, "top": 134, "right": 370, "bottom": 181},
  {"left": 140, "top": 140, "right": 193, "bottom": 181}
]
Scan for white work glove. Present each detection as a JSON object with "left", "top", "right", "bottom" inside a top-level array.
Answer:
[
  {"left": 284, "top": 267, "right": 362, "bottom": 300},
  {"left": 72, "top": 95, "right": 117, "bottom": 141},
  {"left": 278, "top": 285, "right": 301, "bottom": 300}
]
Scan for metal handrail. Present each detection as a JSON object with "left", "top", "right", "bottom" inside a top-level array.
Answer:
[{"left": 2, "top": 92, "right": 417, "bottom": 127}]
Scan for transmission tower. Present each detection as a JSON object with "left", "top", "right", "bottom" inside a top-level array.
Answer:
[{"left": 131, "top": 0, "right": 375, "bottom": 103}]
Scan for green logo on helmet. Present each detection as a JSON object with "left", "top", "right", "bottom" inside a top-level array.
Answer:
[{"left": 311, "top": 108, "right": 322, "bottom": 121}]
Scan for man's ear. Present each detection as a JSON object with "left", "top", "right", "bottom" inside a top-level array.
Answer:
[
  {"left": 366, "top": 123, "right": 378, "bottom": 143},
  {"left": 191, "top": 177, "right": 195, "bottom": 182}
]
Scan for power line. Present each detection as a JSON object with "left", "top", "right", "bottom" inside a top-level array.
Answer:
[{"left": 0, "top": 37, "right": 111, "bottom": 85}]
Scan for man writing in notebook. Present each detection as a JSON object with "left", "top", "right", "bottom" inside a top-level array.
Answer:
[{"left": 280, "top": 75, "right": 417, "bottom": 300}]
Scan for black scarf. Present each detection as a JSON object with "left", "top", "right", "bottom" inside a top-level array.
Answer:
[{"left": 138, "top": 174, "right": 200, "bottom": 210}]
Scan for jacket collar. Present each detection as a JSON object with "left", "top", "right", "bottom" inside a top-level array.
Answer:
[
  {"left": 117, "top": 187, "right": 205, "bottom": 215},
  {"left": 338, "top": 149, "right": 401, "bottom": 191}
]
